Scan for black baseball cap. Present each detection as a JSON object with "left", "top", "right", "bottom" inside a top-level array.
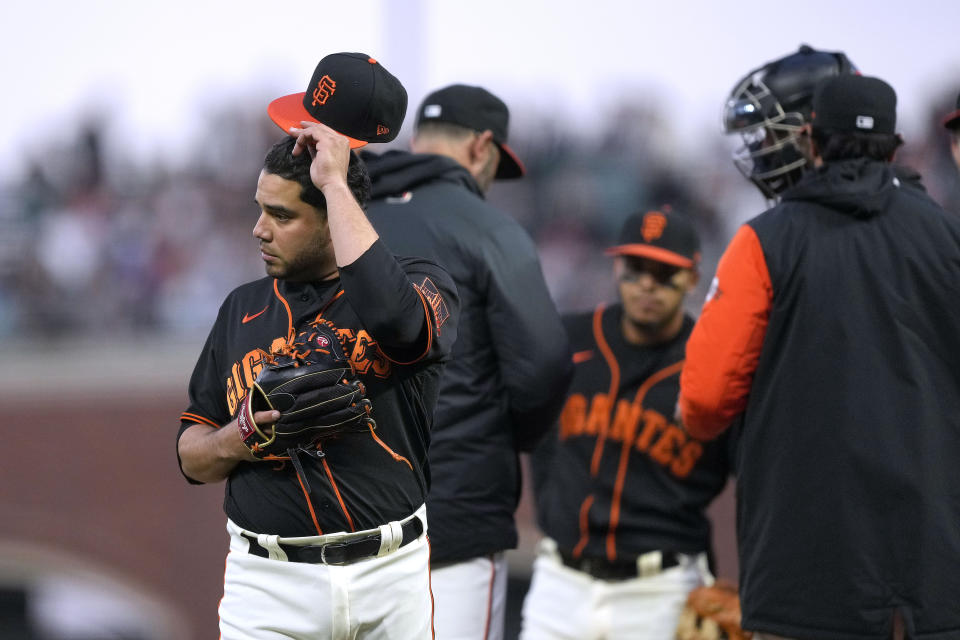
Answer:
[
  {"left": 942, "top": 91, "right": 960, "bottom": 130},
  {"left": 416, "top": 84, "right": 526, "bottom": 179},
  {"left": 268, "top": 52, "right": 407, "bottom": 149},
  {"left": 605, "top": 208, "right": 701, "bottom": 269},
  {"left": 812, "top": 75, "right": 897, "bottom": 135}
]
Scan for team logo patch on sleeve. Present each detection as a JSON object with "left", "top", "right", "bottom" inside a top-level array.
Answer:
[{"left": 416, "top": 277, "right": 450, "bottom": 328}]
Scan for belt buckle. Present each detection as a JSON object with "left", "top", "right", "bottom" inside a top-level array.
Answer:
[{"left": 319, "top": 542, "right": 349, "bottom": 566}]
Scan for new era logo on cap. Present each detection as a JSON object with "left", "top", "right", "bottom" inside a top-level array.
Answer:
[{"left": 268, "top": 52, "right": 408, "bottom": 148}]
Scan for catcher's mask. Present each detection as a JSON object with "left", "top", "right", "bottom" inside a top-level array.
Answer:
[{"left": 723, "top": 44, "right": 858, "bottom": 200}]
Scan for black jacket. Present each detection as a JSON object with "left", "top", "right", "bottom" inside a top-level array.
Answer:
[
  {"left": 361, "top": 150, "right": 573, "bottom": 564},
  {"left": 733, "top": 160, "right": 960, "bottom": 639}
]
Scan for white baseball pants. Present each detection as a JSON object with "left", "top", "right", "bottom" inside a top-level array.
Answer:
[
  {"left": 218, "top": 505, "right": 433, "bottom": 639},
  {"left": 431, "top": 553, "right": 508, "bottom": 640},
  {"left": 520, "top": 538, "right": 711, "bottom": 640}
]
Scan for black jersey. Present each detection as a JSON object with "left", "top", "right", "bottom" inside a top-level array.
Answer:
[
  {"left": 531, "top": 304, "right": 730, "bottom": 560},
  {"left": 178, "top": 241, "right": 458, "bottom": 537}
]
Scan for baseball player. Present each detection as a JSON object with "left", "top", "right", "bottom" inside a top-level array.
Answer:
[
  {"left": 944, "top": 91, "right": 960, "bottom": 172},
  {"left": 680, "top": 74, "right": 960, "bottom": 640},
  {"left": 521, "top": 208, "right": 732, "bottom": 640},
  {"left": 360, "top": 84, "right": 572, "bottom": 640},
  {"left": 176, "top": 53, "right": 460, "bottom": 639}
]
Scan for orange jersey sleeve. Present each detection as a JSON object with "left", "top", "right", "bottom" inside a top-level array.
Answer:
[{"left": 680, "top": 224, "right": 773, "bottom": 440}]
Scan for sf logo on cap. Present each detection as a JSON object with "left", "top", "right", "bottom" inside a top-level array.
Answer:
[
  {"left": 312, "top": 75, "right": 337, "bottom": 106},
  {"left": 642, "top": 212, "right": 668, "bottom": 242}
]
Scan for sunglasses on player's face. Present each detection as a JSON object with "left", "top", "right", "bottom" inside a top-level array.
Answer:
[{"left": 619, "top": 257, "right": 683, "bottom": 287}]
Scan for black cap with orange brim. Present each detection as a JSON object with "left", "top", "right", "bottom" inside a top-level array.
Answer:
[
  {"left": 268, "top": 52, "right": 407, "bottom": 149},
  {"left": 416, "top": 84, "right": 526, "bottom": 179},
  {"left": 604, "top": 208, "right": 701, "bottom": 269}
]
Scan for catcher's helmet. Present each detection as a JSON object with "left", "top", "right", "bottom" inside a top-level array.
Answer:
[{"left": 723, "top": 44, "right": 858, "bottom": 199}]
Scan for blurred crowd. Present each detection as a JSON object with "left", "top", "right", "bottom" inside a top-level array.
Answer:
[{"left": 1, "top": 90, "right": 957, "bottom": 341}]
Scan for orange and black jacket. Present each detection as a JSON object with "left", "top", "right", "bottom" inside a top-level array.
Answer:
[
  {"left": 531, "top": 305, "right": 730, "bottom": 562},
  {"left": 681, "top": 159, "right": 960, "bottom": 639},
  {"left": 177, "top": 240, "right": 459, "bottom": 537}
]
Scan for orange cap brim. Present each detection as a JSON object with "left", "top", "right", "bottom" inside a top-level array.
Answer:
[
  {"left": 604, "top": 244, "right": 696, "bottom": 269},
  {"left": 494, "top": 141, "right": 526, "bottom": 179},
  {"left": 267, "top": 93, "right": 369, "bottom": 149}
]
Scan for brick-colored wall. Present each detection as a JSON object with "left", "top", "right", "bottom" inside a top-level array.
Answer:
[
  {"left": 3, "top": 388, "right": 227, "bottom": 639},
  {"left": 1, "top": 343, "right": 737, "bottom": 639}
]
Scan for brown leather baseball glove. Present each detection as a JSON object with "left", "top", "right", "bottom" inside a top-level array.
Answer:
[{"left": 675, "top": 581, "right": 752, "bottom": 640}]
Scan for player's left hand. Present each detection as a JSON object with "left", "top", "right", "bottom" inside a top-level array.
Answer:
[{"left": 288, "top": 120, "right": 351, "bottom": 193}]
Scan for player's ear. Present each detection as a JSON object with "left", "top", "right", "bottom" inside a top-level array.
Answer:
[
  {"left": 469, "top": 130, "right": 495, "bottom": 163},
  {"left": 675, "top": 268, "right": 699, "bottom": 294}
]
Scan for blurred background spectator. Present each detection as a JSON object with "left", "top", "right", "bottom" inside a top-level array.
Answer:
[{"left": 2, "top": 88, "right": 956, "bottom": 342}]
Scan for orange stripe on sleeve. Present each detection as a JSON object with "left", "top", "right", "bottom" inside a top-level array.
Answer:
[
  {"left": 680, "top": 224, "right": 773, "bottom": 440},
  {"left": 180, "top": 412, "right": 220, "bottom": 429}
]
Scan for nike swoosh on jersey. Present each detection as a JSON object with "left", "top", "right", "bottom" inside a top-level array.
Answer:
[{"left": 242, "top": 306, "right": 269, "bottom": 324}]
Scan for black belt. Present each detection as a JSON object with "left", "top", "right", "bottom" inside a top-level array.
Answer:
[
  {"left": 242, "top": 516, "right": 423, "bottom": 566},
  {"left": 559, "top": 550, "right": 680, "bottom": 581}
]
